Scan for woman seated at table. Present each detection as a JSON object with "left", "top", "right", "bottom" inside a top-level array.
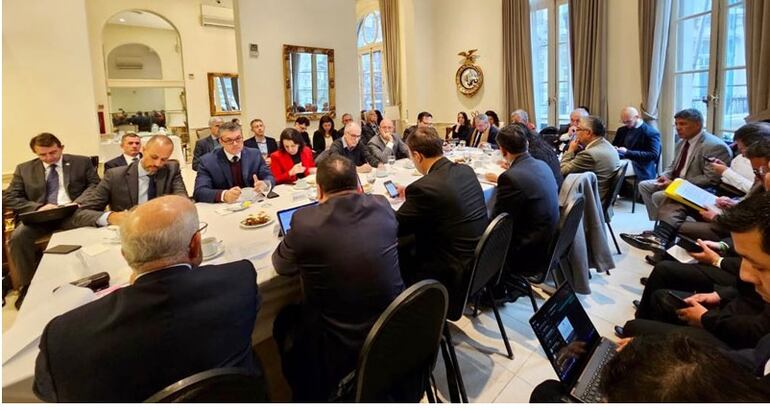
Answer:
[
  {"left": 270, "top": 128, "right": 316, "bottom": 184},
  {"left": 311, "top": 115, "right": 339, "bottom": 154}
]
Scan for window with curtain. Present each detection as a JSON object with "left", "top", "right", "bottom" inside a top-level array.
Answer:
[
  {"left": 357, "top": 10, "right": 388, "bottom": 111},
  {"left": 673, "top": 0, "right": 746, "bottom": 140},
  {"left": 530, "top": 0, "right": 572, "bottom": 130}
]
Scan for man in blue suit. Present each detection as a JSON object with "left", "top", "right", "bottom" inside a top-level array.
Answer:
[
  {"left": 612, "top": 106, "right": 661, "bottom": 182},
  {"left": 193, "top": 122, "right": 275, "bottom": 203}
]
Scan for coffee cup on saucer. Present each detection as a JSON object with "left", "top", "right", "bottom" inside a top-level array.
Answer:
[{"left": 201, "top": 237, "right": 221, "bottom": 257}]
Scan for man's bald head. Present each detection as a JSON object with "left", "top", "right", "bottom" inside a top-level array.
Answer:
[
  {"left": 141, "top": 135, "right": 175, "bottom": 174},
  {"left": 120, "top": 196, "right": 200, "bottom": 272},
  {"left": 621, "top": 106, "right": 641, "bottom": 128}
]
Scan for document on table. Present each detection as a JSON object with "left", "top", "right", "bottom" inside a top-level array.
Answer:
[{"left": 2, "top": 285, "right": 96, "bottom": 366}]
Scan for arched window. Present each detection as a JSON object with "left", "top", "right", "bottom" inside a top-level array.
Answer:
[{"left": 357, "top": 10, "right": 388, "bottom": 111}]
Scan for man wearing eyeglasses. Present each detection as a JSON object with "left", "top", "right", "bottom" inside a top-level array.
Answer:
[
  {"left": 559, "top": 115, "right": 621, "bottom": 201},
  {"left": 315, "top": 122, "right": 378, "bottom": 172},
  {"left": 192, "top": 117, "right": 224, "bottom": 171},
  {"left": 193, "top": 121, "right": 275, "bottom": 203}
]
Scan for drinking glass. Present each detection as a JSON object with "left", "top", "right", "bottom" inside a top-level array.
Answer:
[
  {"left": 388, "top": 154, "right": 396, "bottom": 173},
  {"left": 367, "top": 171, "right": 377, "bottom": 185},
  {"left": 257, "top": 180, "right": 272, "bottom": 201}
]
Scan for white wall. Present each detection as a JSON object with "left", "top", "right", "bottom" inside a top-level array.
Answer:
[
  {"left": 234, "top": 0, "right": 359, "bottom": 136},
  {"left": 85, "top": 0, "right": 239, "bottom": 132},
  {"left": 103, "top": 24, "right": 183, "bottom": 81},
  {"left": 2, "top": 0, "right": 100, "bottom": 174}
]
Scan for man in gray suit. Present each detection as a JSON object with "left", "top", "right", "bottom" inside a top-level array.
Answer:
[
  {"left": 559, "top": 115, "right": 621, "bottom": 201},
  {"left": 621, "top": 109, "right": 732, "bottom": 254},
  {"left": 74, "top": 135, "right": 188, "bottom": 227},
  {"left": 2, "top": 133, "right": 100, "bottom": 308},
  {"left": 192, "top": 117, "right": 224, "bottom": 171},
  {"left": 368, "top": 118, "right": 409, "bottom": 164}
]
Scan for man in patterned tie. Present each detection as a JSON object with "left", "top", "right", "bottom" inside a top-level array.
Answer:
[{"left": 3, "top": 133, "right": 100, "bottom": 309}]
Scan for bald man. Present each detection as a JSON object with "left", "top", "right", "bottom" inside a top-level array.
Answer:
[
  {"left": 368, "top": 118, "right": 409, "bottom": 164},
  {"left": 73, "top": 135, "right": 188, "bottom": 227},
  {"left": 33, "top": 196, "right": 264, "bottom": 402},
  {"left": 612, "top": 106, "right": 661, "bottom": 182}
]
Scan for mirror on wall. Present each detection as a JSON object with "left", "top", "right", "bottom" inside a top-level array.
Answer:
[
  {"left": 282, "top": 44, "right": 336, "bottom": 120},
  {"left": 208, "top": 73, "right": 241, "bottom": 116}
]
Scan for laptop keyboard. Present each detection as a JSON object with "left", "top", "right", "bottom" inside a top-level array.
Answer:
[{"left": 576, "top": 342, "right": 616, "bottom": 403}]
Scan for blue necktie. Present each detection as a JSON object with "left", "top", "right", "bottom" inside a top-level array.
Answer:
[
  {"left": 147, "top": 174, "right": 157, "bottom": 201},
  {"left": 46, "top": 164, "right": 59, "bottom": 205}
]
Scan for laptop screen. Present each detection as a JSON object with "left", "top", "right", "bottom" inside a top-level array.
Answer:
[
  {"left": 529, "top": 284, "right": 600, "bottom": 387},
  {"left": 277, "top": 202, "right": 317, "bottom": 236}
]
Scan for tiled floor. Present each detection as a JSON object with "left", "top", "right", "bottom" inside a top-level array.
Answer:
[{"left": 2, "top": 197, "right": 655, "bottom": 402}]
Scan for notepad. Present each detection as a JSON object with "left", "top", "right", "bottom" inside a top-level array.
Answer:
[{"left": 664, "top": 178, "right": 717, "bottom": 211}]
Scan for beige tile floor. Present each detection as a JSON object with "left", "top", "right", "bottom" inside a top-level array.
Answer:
[{"left": 2, "top": 196, "right": 654, "bottom": 402}]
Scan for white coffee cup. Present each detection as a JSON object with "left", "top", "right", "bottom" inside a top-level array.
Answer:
[
  {"left": 295, "top": 178, "right": 308, "bottom": 189},
  {"left": 201, "top": 237, "right": 220, "bottom": 257},
  {"left": 106, "top": 225, "right": 121, "bottom": 242}
]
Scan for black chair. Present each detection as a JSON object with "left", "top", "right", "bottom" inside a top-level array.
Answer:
[
  {"left": 539, "top": 126, "right": 561, "bottom": 152},
  {"left": 603, "top": 162, "right": 629, "bottom": 255},
  {"left": 144, "top": 367, "right": 268, "bottom": 403},
  {"left": 335, "top": 280, "right": 448, "bottom": 403},
  {"left": 467, "top": 213, "right": 515, "bottom": 359},
  {"left": 508, "top": 195, "right": 586, "bottom": 312}
]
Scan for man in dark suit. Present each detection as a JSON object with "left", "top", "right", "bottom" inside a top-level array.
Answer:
[
  {"left": 33, "top": 196, "right": 263, "bottom": 402},
  {"left": 469, "top": 113, "right": 499, "bottom": 148},
  {"left": 337, "top": 112, "right": 353, "bottom": 137},
  {"left": 104, "top": 133, "right": 142, "bottom": 171},
  {"left": 73, "top": 135, "right": 188, "bottom": 227},
  {"left": 361, "top": 110, "right": 379, "bottom": 144},
  {"left": 193, "top": 122, "right": 275, "bottom": 203},
  {"left": 272, "top": 154, "right": 404, "bottom": 401},
  {"left": 192, "top": 117, "right": 224, "bottom": 171},
  {"left": 244, "top": 118, "right": 278, "bottom": 160},
  {"left": 612, "top": 106, "right": 661, "bottom": 182},
  {"left": 491, "top": 124, "right": 560, "bottom": 298},
  {"left": 396, "top": 127, "right": 489, "bottom": 300},
  {"left": 2, "top": 133, "right": 100, "bottom": 308}
]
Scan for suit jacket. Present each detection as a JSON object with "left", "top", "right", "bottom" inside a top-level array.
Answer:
[
  {"left": 269, "top": 146, "right": 316, "bottom": 185},
  {"left": 243, "top": 135, "right": 278, "bottom": 155},
  {"left": 361, "top": 122, "right": 378, "bottom": 144},
  {"left": 72, "top": 160, "right": 188, "bottom": 226},
  {"left": 315, "top": 138, "right": 380, "bottom": 167},
  {"left": 470, "top": 126, "right": 499, "bottom": 147},
  {"left": 192, "top": 136, "right": 218, "bottom": 171},
  {"left": 560, "top": 138, "right": 620, "bottom": 202},
  {"left": 311, "top": 130, "right": 340, "bottom": 153},
  {"left": 272, "top": 193, "right": 404, "bottom": 393},
  {"left": 662, "top": 131, "right": 732, "bottom": 187},
  {"left": 493, "top": 153, "right": 560, "bottom": 274},
  {"left": 450, "top": 125, "right": 472, "bottom": 146},
  {"left": 396, "top": 157, "right": 489, "bottom": 298},
  {"left": 104, "top": 155, "right": 129, "bottom": 171},
  {"left": 613, "top": 122, "right": 661, "bottom": 181},
  {"left": 3, "top": 154, "right": 100, "bottom": 214},
  {"left": 367, "top": 133, "right": 410, "bottom": 164},
  {"left": 33, "top": 261, "right": 262, "bottom": 402},
  {"left": 193, "top": 147, "right": 275, "bottom": 203},
  {"left": 726, "top": 333, "right": 770, "bottom": 381}
]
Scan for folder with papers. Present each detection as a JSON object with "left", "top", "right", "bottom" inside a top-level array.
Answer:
[{"left": 664, "top": 178, "right": 717, "bottom": 211}]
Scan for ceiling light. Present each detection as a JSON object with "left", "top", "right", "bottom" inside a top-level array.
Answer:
[{"left": 119, "top": 18, "right": 126, "bottom": 22}]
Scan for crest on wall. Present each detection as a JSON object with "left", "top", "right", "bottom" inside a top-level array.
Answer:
[{"left": 455, "top": 49, "right": 483, "bottom": 97}]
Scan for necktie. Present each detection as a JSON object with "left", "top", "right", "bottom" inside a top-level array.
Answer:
[
  {"left": 147, "top": 174, "right": 157, "bottom": 201},
  {"left": 672, "top": 141, "right": 690, "bottom": 178},
  {"left": 46, "top": 164, "right": 59, "bottom": 205},
  {"left": 132, "top": 157, "right": 139, "bottom": 166}
]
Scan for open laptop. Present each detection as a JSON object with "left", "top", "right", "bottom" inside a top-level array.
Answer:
[
  {"left": 529, "top": 284, "right": 617, "bottom": 403},
  {"left": 19, "top": 203, "right": 78, "bottom": 225},
  {"left": 276, "top": 202, "right": 318, "bottom": 236}
]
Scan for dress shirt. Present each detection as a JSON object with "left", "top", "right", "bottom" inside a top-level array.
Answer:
[
  {"left": 97, "top": 163, "right": 152, "bottom": 226},
  {"left": 721, "top": 154, "right": 755, "bottom": 193},
  {"left": 123, "top": 153, "right": 141, "bottom": 165},
  {"left": 45, "top": 157, "right": 72, "bottom": 205},
  {"left": 252, "top": 136, "right": 268, "bottom": 155}
]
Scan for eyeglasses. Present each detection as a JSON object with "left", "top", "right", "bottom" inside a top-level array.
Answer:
[
  {"left": 221, "top": 137, "right": 243, "bottom": 145},
  {"left": 754, "top": 166, "right": 768, "bottom": 178},
  {"left": 349, "top": 134, "right": 362, "bottom": 139}
]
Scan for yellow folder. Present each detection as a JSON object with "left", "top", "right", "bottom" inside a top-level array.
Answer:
[{"left": 663, "top": 178, "right": 717, "bottom": 212}]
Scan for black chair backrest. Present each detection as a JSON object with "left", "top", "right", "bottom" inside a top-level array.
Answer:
[
  {"left": 530, "top": 195, "right": 585, "bottom": 285},
  {"left": 539, "top": 126, "right": 561, "bottom": 147},
  {"left": 90, "top": 155, "right": 99, "bottom": 169},
  {"left": 144, "top": 367, "right": 267, "bottom": 403},
  {"left": 602, "top": 161, "right": 629, "bottom": 211},
  {"left": 465, "top": 213, "right": 513, "bottom": 307},
  {"left": 355, "top": 280, "right": 448, "bottom": 402}
]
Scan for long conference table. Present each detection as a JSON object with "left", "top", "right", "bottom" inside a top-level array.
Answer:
[{"left": 2, "top": 153, "right": 499, "bottom": 401}]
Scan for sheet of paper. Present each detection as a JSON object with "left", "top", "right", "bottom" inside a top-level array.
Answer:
[
  {"left": 2, "top": 284, "right": 96, "bottom": 365},
  {"left": 676, "top": 180, "right": 717, "bottom": 208},
  {"left": 666, "top": 245, "right": 697, "bottom": 264}
]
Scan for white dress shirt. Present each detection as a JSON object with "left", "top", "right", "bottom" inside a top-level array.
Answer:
[
  {"left": 123, "top": 153, "right": 141, "bottom": 166},
  {"left": 97, "top": 163, "right": 152, "bottom": 227},
  {"left": 721, "top": 154, "right": 755, "bottom": 193},
  {"left": 45, "top": 157, "right": 72, "bottom": 205}
]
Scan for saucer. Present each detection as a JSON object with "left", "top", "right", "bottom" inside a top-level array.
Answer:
[
  {"left": 202, "top": 242, "right": 225, "bottom": 261},
  {"left": 292, "top": 184, "right": 310, "bottom": 191}
]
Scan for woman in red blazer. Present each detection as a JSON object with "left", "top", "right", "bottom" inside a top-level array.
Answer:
[{"left": 270, "top": 128, "right": 316, "bottom": 185}]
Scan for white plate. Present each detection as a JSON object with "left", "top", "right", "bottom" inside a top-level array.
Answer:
[
  {"left": 202, "top": 242, "right": 225, "bottom": 261},
  {"left": 239, "top": 217, "right": 275, "bottom": 229}
]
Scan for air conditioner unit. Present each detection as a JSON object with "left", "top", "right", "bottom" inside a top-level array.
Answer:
[
  {"left": 201, "top": 4, "right": 234, "bottom": 28},
  {"left": 115, "top": 57, "right": 143, "bottom": 70}
]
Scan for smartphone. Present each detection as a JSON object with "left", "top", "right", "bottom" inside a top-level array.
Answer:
[
  {"left": 666, "top": 290, "right": 690, "bottom": 309},
  {"left": 53, "top": 272, "right": 111, "bottom": 293},
  {"left": 43, "top": 244, "right": 82, "bottom": 255},
  {"left": 267, "top": 191, "right": 280, "bottom": 199},
  {"left": 703, "top": 155, "right": 717, "bottom": 163},
  {"left": 383, "top": 180, "right": 399, "bottom": 198},
  {"left": 676, "top": 235, "right": 702, "bottom": 253}
]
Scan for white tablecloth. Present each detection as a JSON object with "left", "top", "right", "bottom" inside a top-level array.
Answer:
[
  {"left": 99, "top": 134, "right": 186, "bottom": 167},
  {"left": 2, "top": 155, "right": 498, "bottom": 401}
]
